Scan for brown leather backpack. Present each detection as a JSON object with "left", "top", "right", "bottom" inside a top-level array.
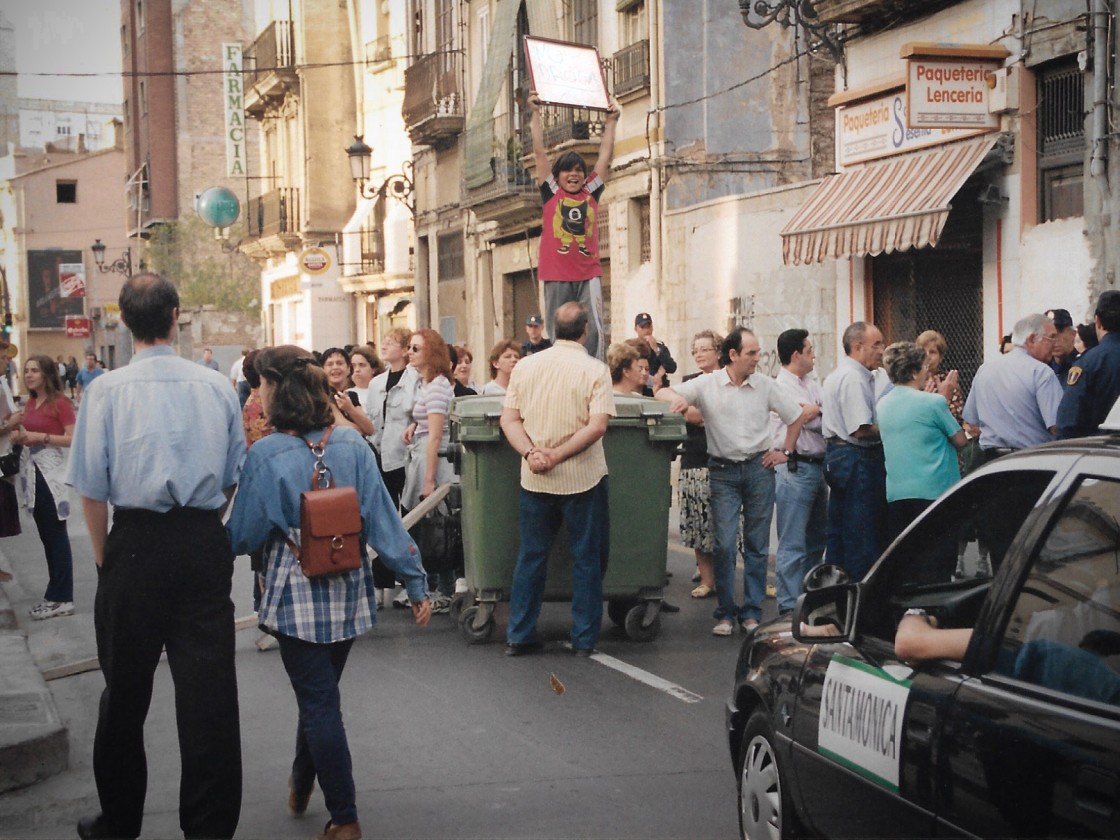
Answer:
[{"left": 283, "top": 427, "right": 363, "bottom": 578}]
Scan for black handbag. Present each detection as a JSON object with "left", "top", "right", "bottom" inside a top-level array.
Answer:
[{"left": 0, "top": 445, "right": 22, "bottom": 478}]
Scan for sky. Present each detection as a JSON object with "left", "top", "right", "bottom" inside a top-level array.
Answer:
[{"left": 1, "top": 0, "right": 123, "bottom": 104}]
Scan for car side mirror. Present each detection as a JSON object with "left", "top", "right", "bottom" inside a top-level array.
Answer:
[
  {"left": 803, "top": 563, "right": 850, "bottom": 591},
  {"left": 792, "top": 582, "right": 860, "bottom": 644}
]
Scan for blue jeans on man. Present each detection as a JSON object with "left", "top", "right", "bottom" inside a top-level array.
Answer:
[
  {"left": 708, "top": 456, "right": 775, "bottom": 623},
  {"left": 773, "top": 461, "right": 828, "bottom": 613},
  {"left": 507, "top": 478, "right": 609, "bottom": 651},
  {"left": 824, "top": 443, "right": 886, "bottom": 581}
]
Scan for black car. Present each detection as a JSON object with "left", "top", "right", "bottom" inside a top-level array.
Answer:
[{"left": 726, "top": 432, "right": 1120, "bottom": 839}]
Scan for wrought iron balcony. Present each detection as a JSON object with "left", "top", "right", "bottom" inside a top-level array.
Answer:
[
  {"left": 244, "top": 20, "right": 297, "bottom": 118},
  {"left": 462, "top": 115, "right": 540, "bottom": 231},
  {"left": 403, "top": 52, "right": 465, "bottom": 148},
  {"left": 247, "top": 187, "right": 300, "bottom": 239},
  {"left": 613, "top": 40, "right": 650, "bottom": 98}
]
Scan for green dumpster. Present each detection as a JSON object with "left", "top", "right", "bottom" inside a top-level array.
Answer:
[{"left": 448, "top": 393, "right": 686, "bottom": 644}]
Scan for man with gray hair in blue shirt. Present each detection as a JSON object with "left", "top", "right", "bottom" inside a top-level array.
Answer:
[
  {"left": 68, "top": 273, "right": 246, "bottom": 840},
  {"left": 963, "top": 312, "right": 1063, "bottom": 464}
]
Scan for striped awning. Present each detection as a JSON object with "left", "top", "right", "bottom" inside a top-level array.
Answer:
[{"left": 781, "top": 134, "right": 999, "bottom": 266}]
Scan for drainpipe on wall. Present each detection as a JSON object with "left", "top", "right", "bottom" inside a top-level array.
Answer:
[
  {"left": 1090, "top": 0, "right": 1109, "bottom": 188},
  {"left": 648, "top": 0, "right": 664, "bottom": 296}
]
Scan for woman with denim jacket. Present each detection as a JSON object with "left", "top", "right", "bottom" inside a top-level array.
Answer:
[{"left": 227, "top": 345, "right": 430, "bottom": 840}]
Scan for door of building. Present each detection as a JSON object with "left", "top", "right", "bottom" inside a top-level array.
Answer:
[{"left": 872, "top": 182, "right": 985, "bottom": 393}]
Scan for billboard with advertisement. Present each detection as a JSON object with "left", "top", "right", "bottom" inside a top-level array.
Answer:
[{"left": 28, "top": 251, "right": 86, "bottom": 329}]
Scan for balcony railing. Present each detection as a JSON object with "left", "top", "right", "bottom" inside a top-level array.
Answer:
[
  {"left": 359, "top": 220, "right": 385, "bottom": 275},
  {"left": 521, "top": 104, "right": 604, "bottom": 156},
  {"left": 613, "top": 40, "right": 650, "bottom": 97},
  {"left": 403, "top": 52, "right": 465, "bottom": 146},
  {"left": 248, "top": 20, "right": 295, "bottom": 87},
  {"left": 463, "top": 114, "right": 539, "bottom": 229},
  {"left": 248, "top": 187, "right": 300, "bottom": 238}
]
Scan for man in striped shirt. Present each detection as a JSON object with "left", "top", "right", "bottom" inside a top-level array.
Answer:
[{"left": 500, "top": 302, "right": 616, "bottom": 657}]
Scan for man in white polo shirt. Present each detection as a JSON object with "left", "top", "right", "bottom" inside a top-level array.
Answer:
[
  {"left": 500, "top": 302, "right": 616, "bottom": 657},
  {"left": 658, "top": 327, "right": 810, "bottom": 637}
]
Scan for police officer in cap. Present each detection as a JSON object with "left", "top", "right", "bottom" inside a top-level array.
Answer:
[
  {"left": 522, "top": 314, "right": 552, "bottom": 356},
  {"left": 1045, "top": 307, "right": 1079, "bottom": 384},
  {"left": 1057, "top": 289, "right": 1120, "bottom": 438}
]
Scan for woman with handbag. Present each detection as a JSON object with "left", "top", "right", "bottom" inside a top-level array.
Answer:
[
  {"left": 226, "top": 345, "right": 430, "bottom": 840},
  {"left": 10, "top": 355, "right": 76, "bottom": 619}
]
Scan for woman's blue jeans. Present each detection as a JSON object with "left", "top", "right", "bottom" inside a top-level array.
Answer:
[{"left": 278, "top": 635, "right": 357, "bottom": 826}]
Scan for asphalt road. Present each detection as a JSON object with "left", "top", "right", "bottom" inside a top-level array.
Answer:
[{"left": 0, "top": 499, "right": 770, "bottom": 840}]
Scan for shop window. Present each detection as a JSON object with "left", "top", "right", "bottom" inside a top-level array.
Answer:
[
  {"left": 1038, "top": 61, "right": 1085, "bottom": 222},
  {"left": 56, "top": 181, "right": 77, "bottom": 204}
]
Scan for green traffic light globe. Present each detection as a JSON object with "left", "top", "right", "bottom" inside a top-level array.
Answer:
[{"left": 195, "top": 186, "right": 241, "bottom": 229}]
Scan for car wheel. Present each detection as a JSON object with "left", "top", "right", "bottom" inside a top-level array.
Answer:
[{"left": 738, "top": 710, "right": 790, "bottom": 840}]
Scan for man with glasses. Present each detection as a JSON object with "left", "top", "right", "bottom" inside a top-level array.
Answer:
[{"left": 963, "top": 313, "right": 1064, "bottom": 463}]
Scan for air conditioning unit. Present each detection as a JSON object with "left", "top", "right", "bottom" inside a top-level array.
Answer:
[{"left": 988, "top": 66, "right": 1020, "bottom": 113}]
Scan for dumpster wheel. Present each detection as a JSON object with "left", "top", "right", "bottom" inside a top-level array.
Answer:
[
  {"left": 459, "top": 605, "right": 495, "bottom": 644},
  {"left": 624, "top": 602, "right": 661, "bottom": 642},
  {"left": 607, "top": 599, "right": 634, "bottom": 627},
  {"left": 449, "top": 590, "right": 471, "bottom": 624}
]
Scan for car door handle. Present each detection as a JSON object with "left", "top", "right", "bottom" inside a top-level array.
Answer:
[{"left": 1074, "top": 767, "right": 1118, "bottom": 818}]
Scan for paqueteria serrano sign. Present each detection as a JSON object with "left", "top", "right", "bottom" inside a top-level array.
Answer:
[{"left": 817, "top": 655, "right": 912, "bottom": 792}]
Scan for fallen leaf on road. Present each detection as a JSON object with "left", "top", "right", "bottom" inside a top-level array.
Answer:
[{"left": 549, "top": 672, "right": 565, "bottom": 695}]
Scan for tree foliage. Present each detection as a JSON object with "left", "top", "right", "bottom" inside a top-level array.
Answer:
[{"left": 145, "top": 217, "right": 259, "bottom": 314}]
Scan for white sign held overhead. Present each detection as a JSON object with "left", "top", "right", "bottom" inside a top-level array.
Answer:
[{"left": 523, "top": 36, "right": 611, "bottom": 111}]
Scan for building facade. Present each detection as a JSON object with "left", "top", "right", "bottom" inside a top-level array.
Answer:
[
  {"left": 769, "top": 0, "right": 1113, "bottom": 383},
  {"left": 241, "top": 0, "right": 414, "bottom": 351},
  {"left": 0, "top": 143, "right": 129, "bottom": 381},
  {"left": 119, "top": 0, "right": 262, "bottom": 358}
]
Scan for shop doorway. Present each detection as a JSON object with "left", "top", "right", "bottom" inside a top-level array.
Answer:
[{"left": 872, "top": 182, "right": 985, "bottom": 392}]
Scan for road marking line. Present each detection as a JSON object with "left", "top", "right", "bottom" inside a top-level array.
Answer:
[{"left": 589, "top": 651, "right": 704, "bottom": 704}]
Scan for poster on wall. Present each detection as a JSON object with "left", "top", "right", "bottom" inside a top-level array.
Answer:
[{"left": 28, "top": 250, "right": 86, "bottom": 329}]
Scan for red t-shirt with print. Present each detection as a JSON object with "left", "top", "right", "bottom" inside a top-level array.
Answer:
[{"left": 538, "top": 172, "right": 605, "bottom": 282}]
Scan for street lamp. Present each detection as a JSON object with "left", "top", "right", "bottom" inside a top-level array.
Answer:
[
  {"left": 90, "top": 239, "right": 133, "bottom": 277},
  {"left": 345, "top": 135, "right": 415, "bottom": 217}
]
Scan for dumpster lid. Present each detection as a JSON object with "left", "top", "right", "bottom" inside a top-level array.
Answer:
[
  {"left": 450, "top": 393, "right": 504, "bottom": 424},
  {"left": 610, "top": 393, "right": 675, "bottom": 420}
]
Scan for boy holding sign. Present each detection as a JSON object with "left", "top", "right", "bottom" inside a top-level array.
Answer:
[{"left": 528, "top": 90, "right": 619, "bottom": 360}]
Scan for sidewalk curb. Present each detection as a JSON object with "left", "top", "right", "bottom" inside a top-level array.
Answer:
[{"left": 0, "top": 584, "right": 69, "bottom": 793}]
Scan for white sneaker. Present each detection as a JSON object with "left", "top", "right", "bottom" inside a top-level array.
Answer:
[
  {"left": 454, "top": 577, "right": 468, "bottom": 594},
  {"left": 430, "top": 594, "right": 452, "bottom": 615},
  {"left": 29, "top": 600, "right": 74, "bottom": 620},
  {"left": 392, "top": 589, "right": 411, "bottom": 609},
  {"left": 712, "top": 619, "right": 734, "bottom": 637}
]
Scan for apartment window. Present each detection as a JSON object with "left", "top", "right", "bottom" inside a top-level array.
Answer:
[
  {"left": 637, "top": 196, "right": 651, "bottom": 264},
  {"left": 56, "top": 123, "right": 72, "bottom": 137},
  {"left": 436, "top": 0, "right": 454, "bottom": 72},
  {"left": 437, "top": 231, "right": 465, "bottom": 281},
  {"left": 572, "top": 0, "right": 598, "bottom": 48},
  {"left": 56, "top": 181, "right": 77, "bottom": 204},
  {"left": 1038, "top": 61, "right": 1085, "bottom": 222},
  {"left": 139, "top": 80, "right": 148, "bottom": 115},
  {"left": 136, "top": 0, "right": 144, "bottom": 32},
  {"left": 619, "top": 1, "right": 647, "bottom": 47}
]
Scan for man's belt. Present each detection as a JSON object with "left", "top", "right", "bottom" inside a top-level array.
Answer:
[
  {"left": 790, "top": 452, "right": 824, "bottom": 465},
  {"left": 708, "top": 453, "right": 761, "bottom": 467},
  {"left": 825, "top": 437, "right": 882, "bottom": 448}
]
